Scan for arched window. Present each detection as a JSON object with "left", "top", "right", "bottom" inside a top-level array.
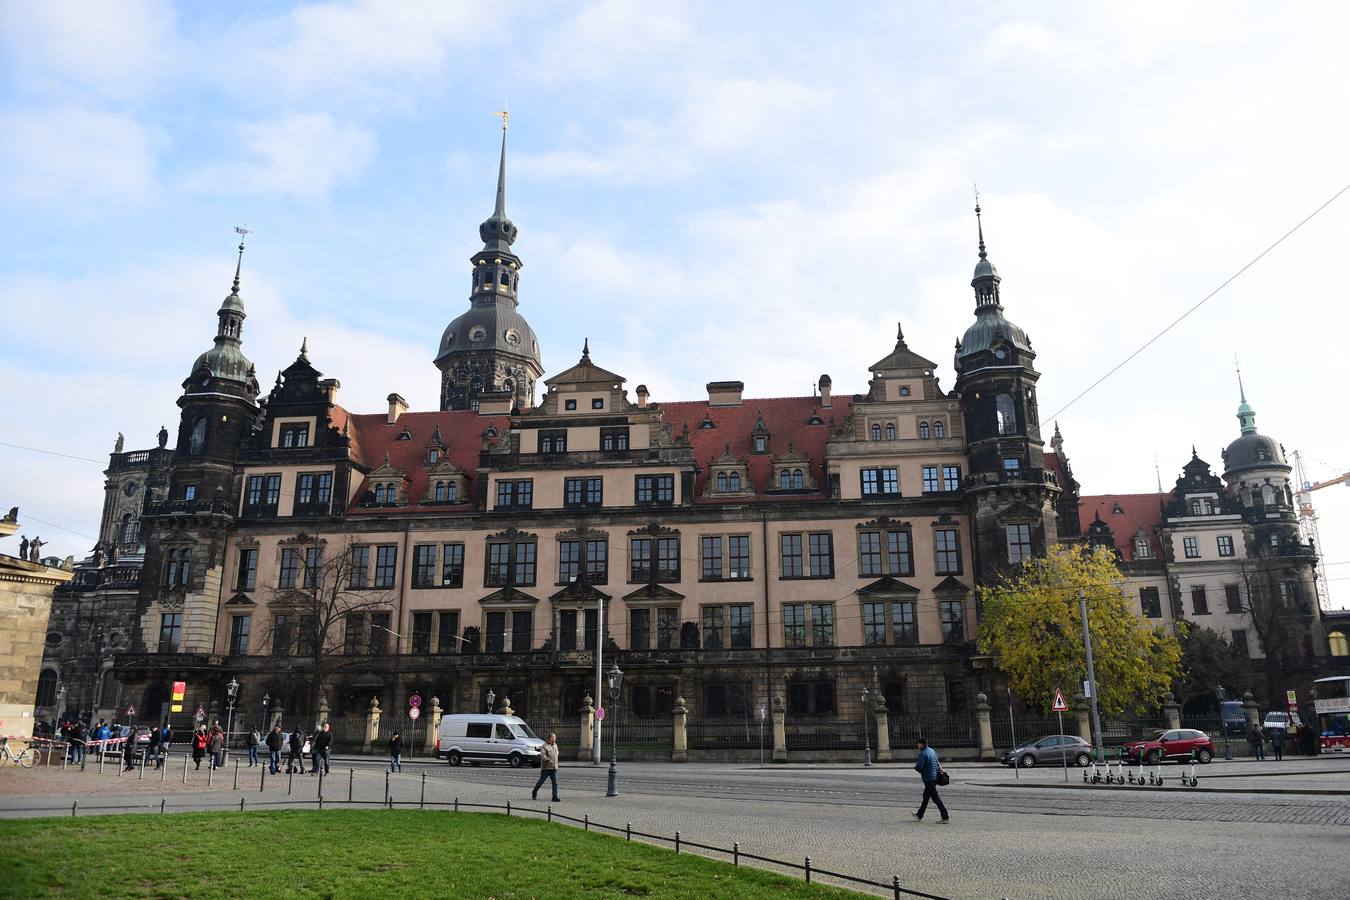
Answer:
[
  {"left": 435, "top": 482, "right": 447, "bottom": 502},
  {"left": 179, "top": 548, "right": 190, "bottom": 585},
  {"left": 885, "top": 423, "right": 896, "bottom": 440},
  {"left": 792, "top": 469, "right": 804, "bottom": 489},
  {"left": 1330, "top": 631, "right": 1349, "bottom": 657},
  {"left": 165, "top": 550, "right": 179, "bottom": 587},
  {"left": 728, "top": 472, "right": 741, "bottom": 491},
  {"left": 1261, "top": 485, "right": 1276, "bottom": 507},
  {"left": 188, "top": 418, "right": 207, "bottom": 456},
  {"left": 870, "top": 424, "right": 881, "bottom": 441},
  {"left": 374, "top": 484, "right": 387, "bottom": 504},
  {"left": 447, "top": 481, "right": 459, "bottom": 502},
  {"left": 996, "top": 394, "right": 1017, "bottom": 435},
  {"left": 934, "top": 421, "right": 945, "bottom": 438},
  {"left": 499, "top": 271, "right": 509, "bottom": 285},
  {"left": 919, "top": 422, "right": 930, "bottom": 439},
  {"left": 716, "top": 473, "right": 727, "bottom": 492},
  {"left": 780, "top": 469, "right": 792, "bottom": 490},
  {"left": 121, "top": 513, "right": 136, "bottom": 548}
]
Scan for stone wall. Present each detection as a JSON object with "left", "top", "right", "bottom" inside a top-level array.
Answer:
[{"left": 0, "top": 552, "right": 70, "bottom": 744}]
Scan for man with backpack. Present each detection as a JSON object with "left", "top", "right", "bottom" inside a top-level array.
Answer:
[
  {"left": 247, "top": 728, "right": 262, "bottom": 767},
  {"left": 287, "top": 728, "right": 305, "bottom": 774},
  {"left": 911, "top": 736, "right": 950, "bottom": 824}
]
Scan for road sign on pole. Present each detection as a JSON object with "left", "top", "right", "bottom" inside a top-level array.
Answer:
[
  {"left": 409, "top": 693, "right": 422, "bottom": 709},
  {"left": 409, "top": 707, "right": 420, "bottom": 720},
  {"left": 1052, "top": 688, "right": 1069, "bottom": 712},
  {"left": 126, "top": 705, "right": 136, "bottom": 717},
  {"left": 595, "top": 707, "right": 606, "bottom": 722}
]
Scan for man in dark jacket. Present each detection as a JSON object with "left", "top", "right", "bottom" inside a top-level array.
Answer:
[
  {"left": 287, "top": 728, "right": 305, "bottom": 774},
  {"left": 911, "top": 737, "right": 950, "bottom": 823},
  {"left": 265, "top": 725, "right": 283, "bottom": 774},
  {"left": 311, "top": 723, "right": 332, "bottom": 776},
  {"left": 1249, "top": 725, "right": 1265, "bottom": 760}
]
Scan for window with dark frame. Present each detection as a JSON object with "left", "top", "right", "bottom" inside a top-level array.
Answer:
[
  {"left": 1007, "top": 524, "right": 1033, "bottom": 564},
  {"left": 229, "top": 615, "right": 250, "bottom": 655},
  {"left": 539, "top": 430, "right": 567, "bottom": 454},
  {"left": 922, "top": 466, "right": 940, "bottom": 493},
  {"left": 495, "top": 479, "right": 534, "bottom": 510},
  {"left": 368, "top": 612, "right": 391, "bottom": 655},
  {"left": 702, "top": 606, "right": 724, "bottom": 649},
  {"left": 1225, "top": 583, "right": 1242, "bottom": 613},
  {"left": 1140, "top": 586, "right": 1162, "bottom": 618},
  {"left": 373, "top": 545, "right": 398, "bottom": 588},
  {"left": 1217, "top": 535, "right": 1235, "bottom": 557},
  {"left": 278, "top": 548, "right": 300, "bottom": 589},
  {"left": 729, "top": 535, "right": 750, "bottom": 579},
  {"left": 1191, "top": 585, "right": 1209, "bottom": 615},
  {"left": 349, "top": 545, "right": 370, "bottom": 589},
  {"left": 635, "top": 474, "right": 675, "bottom": 505},
  {"left": 437, "top": 611, "right": 460, "bottom": 654},
  {"left": 485, "top": 611, "right": 506, "bottom": 653},
  {"left": 442, "top": 543, "right": 465, "bottom": 587},
  {"left": 600, "top": 427, "right": 629, "bottom": 451},
  {"left": 1231, "top": 629, "right": 1249, "bottom": 656},
  {"left": 236, "top": 548, "right": 257, "bottom": 591},
  {"left": 860, "top": 467, "right": 899, "bottom": 496},
  {"left": 810, "top": 602, "right": 834, "bottom": 646},
  {"left": 939, "top": 599, "right": 965, "bottom": 642},
  {"left": 1183, "top": 536, "right": 1200, "bottom": 559},
  {"left": 485, "top": 540, "right": 537, "bottom": 587},
  {"left": 280, "top": 423, "right": 310, "bottom": 448},
  {"left": 511, "top": 610, "right": 533, "bottom": 652},
  {"left": 158, "top": 613, "right": 182, "bottom": 653},
  {"left": 787, "top": 681, "right": 836, "bottom": 716},
  {"left": 630, "top": 608, "right": 651, "bottom": 650},
  {"left": 411, "top": 612, "right": 433, "bottom": 654},
  {"left": 784, "top": 604, "right": 806, "bottom": 647},
  {"left": 700, "top": 536, "right": 723, "bottom": 580},
  {"left": 413, "top": 545, "right": 437, "bottom": 588},
  {"left": 934, "top": 529, "right": 962, "bottom": 575},
  {"left": 942, "top": 465, "right": 961, "bottom": 491}
]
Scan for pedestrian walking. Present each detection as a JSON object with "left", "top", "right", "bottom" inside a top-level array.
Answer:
[
  {"left": 388, "top": 731, "right": 403, "bottom": 773},
  {"left": 208, "top": 725, "right": 225, "bottom": 769},
  {"left": 1300, "top": 722, "right": 1316, "bottom": 756},
  {"left": 311, "top": 723, "right": 332, "bottom": 776},
  {"left": 531, "top": 733, "right": 561, "bottom": 803},
  {"left": 122, "top": 734, "right": 138, "bottom": 771},
  {"left": 69, "top": 722, "right": 86, "bottom": 766},
  {"left": 265, "top": 724, "right": 283, "bottom": 774},
  {"left": 287, "top": 728, "right": 305, "bottom": 774},
  {"left": 1270, "top": 727, "right": 1285, "bottom": 761},
  {"left": 247, "top": 728, "right": 261, "bottom": 767},
  {"left": 147, "top": 724, "right": 162, "bottom": 768},
  {"left": 1249, "top": 725, "right": 1265, "bottom": 760},
  {"left": 911, "top": 736, "right": 950, "bottom": 823},
  {"left": 158, "top": 722, "right": 172, "bottom": 768},
  {"left": 191, "top": 727, "right": 208, "bottom": 770}
]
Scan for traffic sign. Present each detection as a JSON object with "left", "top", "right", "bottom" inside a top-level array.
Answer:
[
  {"left": 1052, "top": 688, "right": 1069, "bottom": 712},
  {"left": 595, "top": 706, "right": 606, "bottom": 721},
  {"left": 408, "top": 693, "right": 422, "bottom": 708},
  {"left": 408, "top": 707, "right": 420, "bottom": 720},
  {"left": 194, "top": 704, "right": 206, "bottom": 719},
  {"left": 125, "top": 705, "right": 135, "bottom": 717}
]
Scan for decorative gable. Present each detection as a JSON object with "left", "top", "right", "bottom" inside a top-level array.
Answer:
[
  {"left": 704, "top": 445, "right": 752, "bottom": 498},
  {"left": 362, "top": 454, "right": 408, "bottom": 507},
  {"left": 768, "top": 444, "right": 817, "bottom": 493}
]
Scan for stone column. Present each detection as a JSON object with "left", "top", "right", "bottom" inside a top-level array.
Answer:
[
  {"left": 577, "top": 694, "right": 594, "bottom": 761},
  {"left": 316, "top": 694, "right": 330, "bottom": 731},
  {"left": 424, "top": 697, "right": 442, "bottom": 754},
  {"left": 873, "top": 696, "right": 892, "bottom": 762},
  {"left": 1074, "top": 693, "right": 1092, "bottom": 743},
  {"left": 976, "top": 692, "right": 995, "bottom": 761},
  {"left": 1242, "top": 690, "right": 1259, "bottom": 729},
  {"left": 671, "top": 696, "right": 688, "bottom": 763},
  {"left": 364, "top": 696, "right": 380, "bottom": 754},
  {"left": 500, "top": 697, "right": 514, "bottom": 717},
  {"left": 1162, "top": 691, "right": 1181, "bottom": 730},
  {"left": 270, "top": 703, "right": 284, "bottom": 731},
  {"left": 771, "top": 694, "right": 787, "bottom": 763}
]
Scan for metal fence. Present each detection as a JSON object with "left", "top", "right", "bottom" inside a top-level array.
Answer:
[
  {"left": 785, "top": 718, "right": 867, "bottom": 751},
  {"left": 616, "top": 720, "right": 673, "bottom": 751},
  {"left": 991, "top": 714, "right": 1065, "bottom": 748},
  {"left": 689, "top": 719, "right": 766, "bottom": 752},
  {"left": 888, "top": 714, "right": 977, "bottom": 748},
  {"left": 1099, "top": 716, "right": 1168, "bottom": 746}
]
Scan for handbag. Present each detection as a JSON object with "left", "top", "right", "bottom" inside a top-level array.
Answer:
[{"left": 936, "top": 768, "right": 951, "bottom": 786}]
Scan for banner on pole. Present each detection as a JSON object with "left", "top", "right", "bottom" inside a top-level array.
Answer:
[{"left": 170, "top": 681, "right": 186, "bottom": 713}]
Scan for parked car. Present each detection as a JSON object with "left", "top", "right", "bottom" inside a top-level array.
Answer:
[
  {"left": 999, "top": 734, "right": 1094, "bottom": 768},
  {"left": 1262, "top": 711, "right": 1296, "bottom": 732},
  {"left": 436, "top": 714, "right": 544, "bottom": 768},
  {"left": 1123, "top": 728, "right": 1215, "bottom": 764},
  {"left": 1220, "top": 701, "right": 1248, "bottom": 736}
]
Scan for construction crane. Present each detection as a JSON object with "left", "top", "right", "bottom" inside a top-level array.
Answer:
[{"left": 1292, "top": 450, "right": 1350, "bottom": 610}]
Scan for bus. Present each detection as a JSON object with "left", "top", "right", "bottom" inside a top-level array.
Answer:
[{"left": 1312, "top": 675, "right": 1350, "bottom": 752}]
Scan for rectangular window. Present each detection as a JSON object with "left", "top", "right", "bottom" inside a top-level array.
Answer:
[
  {"left": 564, "top": 478, "right": 584, "bottom": 508},
  {"left": 441, "top": 543, "right": 464, "bottom": 587},
  {"left": 373, "top": 545, "right": 398, "bottom": 588},
  {"left": 1002, "top": 457, "right": 1020, "bottom": 473},
  {"left": 728, "top": 536, "right": 751, "bottom": 579},
  {"left": 511, "top": 610, "right": 533, "bottom": 652},
  {"left": 1140, "top": 586, "right": 1162, "bottom": 618},
  {"left": 585, "top": 478, "right": 603, "bottom": 506},
  {"left": 584, "top": 608, "right": 598, "bottom": 651},
  {"left": 317, "top": 473, "right": 332, "bottom": 504},
  {"left": 887, "top": 530, "right": 913, "bottom": 576},
  {"left": 656, "top": 607, "right": 679, "bottom": 650},
  {"left": 808, "top": 532, "right": 834, "bottom": 577},
  {"left": 275, "top": 614, "right": 294, "bottom": 656},
  {"left": 303, "top": 547, "right": 322, "bottom": 588},
  {"left": 278, "top": 548, "right": 300, "bottom": 589},
  {"left": 411, "top": 612, "right": 433, "bottom": 655},
  {"left": 183, "top": 484, "right": 196, "bottom": 501},
  {"left": 157, "top": 613, "right": 182, "bottom": 653},
  {"left": 1007, "top": 524, "right": 1033, "bottom": 565},
  {"left": 729, "top": 604, "right": 753, "bottom": 649},
  {"left": 343, "top": 614, "right": 363, "bottom": 655},
  {"left": 513, "top": 542, "right": 536, "bottom": 585},
  {"left": 635, "top": 474, "right": 675, "bottom": 504},
  {"left": 859, "top": 467, "right": 898, "bottom": 496},
  {"left": 348, "top": 546, "right": 370, "bottom": 589},
  {"left": 630, "top": 539, "right": 652, "bottom": 582},
  {"left": 485, "top": 611, "right": 506, "bottom": 653},
  {"left": 585, "top": 539, "right": 607, "bottom": 583},
  {"left": 942, "top": 465, "right": 961, "bottom": 492},
  {"left": 297, "top": 473, "right": 314, "bottom": 506},
  {"left": 236, "top": 548, "right": 258, "bottom": 591},
  {"left": 413, "top": 546, "right": 437, "bottom": 588},
  {"left": 779, "top": 533, "right": 803, "bottom": 577},
  {"left": 701, "top": 536, "right": 724, "bottom": 580},
  {"left": 702, "top": 606, "right": 724, "bottom": 649},
  {"left": 1225, "top": 584, "right": 1242, "bottom": 614},
  {"left": 495, "top": 479, "right": 533, "bottom": 510},
  {"left": 656, "top": 537, "right": 679, "bottom": 582},
  {"left": 1217, "top": 535, "right": 1235, "bottom": 557},
  {"left": 1183, "top": 536, "right": 1200, "bottom": 559},
  {"left": 245, "top": 475, "right": 264, "bottom": 507},
  {"left": 559, "top": 540, "right": 580, "bottom": 583},
  {"left": 859, "top": 532, "right": 883, "bottom": 576},
  {"left": 229, "top": 615, "right": 250, "bottom": 656},
  {"left": 703, "top": 683, "right": 751, "bottom": 718},
  {"left": 487, "top": 542, "right": 511, "bottom": 586},
  {"left": 934, "top": 529, "right": 962, "bottom": 575},
  {"left": 892, "top": 600, "right": 917, "bottom": 645},
  {"left": 558, "top": 609, "right": 578, "bottom": 651},
  {"left": 810, "top": 602, "right": 834, "bottom": 647},
  {"left": 1191, "top": 585, "right": 1209, "bottom": 615},
  {"left": 1231, "top": 629, "right": 1249, "bottom": 657},
  {"left": 264, "top": 474, "right": 281, "bottom": 506},
  {"left": 368, "top": 612, "right": 391, "bottom": 655},
  {"left": 940, "top": 600, "right": 965, "bottom": 642},
  {"left": 788, "top": 682, "right": 836, "bottom": 716},
  {"left": 882, "top": 468, "right": 898, "bottom": 494},
  {"left": 437, "top": 611, "right": 459, "bottom": 654},
  {"left": 539, "top": 430, "right": 567, "bottom": 454},
  {"left": 630, "top": 608, "right": 651, "bottom": 650},
  {"left": 784, "top": 604, "right": 806, "bottom": 648},
  {"left": 862, "top": 601, "right": 885, "bottom": 646},
  {"left": 922, "top": 466, "right": 940, "bottom": 493}
]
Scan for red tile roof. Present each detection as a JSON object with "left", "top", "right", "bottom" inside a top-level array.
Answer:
[{"left": 1080, "top": 492, "right": 1166, "bottom": 561}]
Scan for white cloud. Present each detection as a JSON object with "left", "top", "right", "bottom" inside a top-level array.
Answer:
[
  {"left": 0, "top": 108, "right": 157, "bottom": 206},
  {"left": 183, "top": 114, "right": 376, "bottom": 200}
]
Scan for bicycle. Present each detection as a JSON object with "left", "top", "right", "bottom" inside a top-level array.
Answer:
[{"left": 0, "top": 736, "right": 38, "bottom": 768}]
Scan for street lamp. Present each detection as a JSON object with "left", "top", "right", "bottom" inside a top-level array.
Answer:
[
  {"left": 861, "top": 685, "right": 872, "bottom": 767},
  {"left": 1217, "top": 685, "right": 1233, "bottom": 760},
  {"left": 606, "top": 662, "right": 623, "bottom": 797},
  {"left": 486, "top": 689, "right": 496, "bottom": 714},
  {"left": 225, "top": 678, "right": 240, "bottom": 762},
  {"left": 261, "top": 692, "right": 271, "bottom": 731}
]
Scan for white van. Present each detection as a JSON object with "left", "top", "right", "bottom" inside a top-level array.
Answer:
[{"left": 436, "top": 714, "right": 544, "bottom": 768}]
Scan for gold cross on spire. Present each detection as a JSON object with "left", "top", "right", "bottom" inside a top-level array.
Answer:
[{"left": 494, "top": 101, "right": 509, "bottom": 132}]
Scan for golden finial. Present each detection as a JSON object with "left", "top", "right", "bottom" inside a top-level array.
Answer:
[{"left": 494, "top": 100, "right": 509, "bottom": 132}]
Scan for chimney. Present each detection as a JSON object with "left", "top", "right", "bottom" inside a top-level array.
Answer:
[
  {"left": 387, "top": 393, "right": 408, "bottom": 424},
  {"left": 818, "top": 374, "right": 832, "bottom": 408},
  {"left": 706, "top": 381, "right": 744, "bottom": 407},
  {"left": 636, "top": 384, "right": 650, "bottom": 408},
  {"left": 320, "top": 378, "right": 341, "bottom": 405}
]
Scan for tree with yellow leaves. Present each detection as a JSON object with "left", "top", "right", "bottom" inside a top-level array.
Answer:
[{"left": 978, "top": 544, "right": 1182, "bottom": 716}]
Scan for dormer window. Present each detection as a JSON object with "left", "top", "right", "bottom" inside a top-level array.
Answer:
[
  {"left": 699, "top": 414, "right": 716, "bottom": 429},
  {"left": 428, "top": 448, "right": 442, "bottom": 463},
  {"left": 396, "top": 428, "right": 413, "bottom": 441},
  {"left": 374, "top": 484, "right": 387, "bottom": 504},
  {"left": 753, "top": 435, "right": 767, "bottom": 453},
  {"left": 1134, "top": 537, "right": 1151, "bottom": 559},
  {"left": 919, "top": 422, "right": 930, "bottom": 439},
  {"left": 280, "top": 423, "right": 309, "bottom": 448}
]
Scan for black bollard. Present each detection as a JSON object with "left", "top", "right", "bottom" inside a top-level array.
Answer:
[
  {"left": 420, "top": 773, "right": 425, "bottom": 809},
  {"left": 233, "top": 759, "right": 239, "bottom": 790},
  {"left": 349, "top": 768, "right": 354, "bottom": 803}
]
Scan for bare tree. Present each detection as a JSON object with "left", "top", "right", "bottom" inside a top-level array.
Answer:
[
  {"left": 1235, "top": 555, "right": 1318, "bottom": 707},
  {"left": 257, "top": 534, "right": 396, "bottom": 719}
]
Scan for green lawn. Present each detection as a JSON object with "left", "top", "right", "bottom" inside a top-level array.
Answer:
[{"left": 0, "top": 809, "right": 866, "bottom": 898}]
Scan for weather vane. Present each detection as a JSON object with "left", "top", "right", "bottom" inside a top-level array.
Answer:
[
  {"left": 234, "top": 224, "right": 251, "bottom": 244},
  {"left": 494, "top": 100, "right": 509, "bottom": 132}
]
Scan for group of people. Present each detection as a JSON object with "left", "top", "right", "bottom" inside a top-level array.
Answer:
[
  {"left": 259, "top": 722, "right": 333, "bottom": 776},
  {"left": 1247, "top": 724, "right": 1313, "bottom": 760}
]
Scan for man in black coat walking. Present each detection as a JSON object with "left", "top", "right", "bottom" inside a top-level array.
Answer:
[
  {"left": 310, "top": 722, "right": 332, "bottom": 776},
  {"left": 265, "top": 725, "right": 283, "bottom": 774}
]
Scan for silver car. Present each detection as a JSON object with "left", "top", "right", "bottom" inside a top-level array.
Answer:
[{"left": 999, "top": 734, "right": 1094, "bottom": 768}]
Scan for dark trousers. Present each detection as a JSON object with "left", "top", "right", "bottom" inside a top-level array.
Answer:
[
  {"left": 1251, "top": 741, "right": 1264, "bottom": 760},
  {"left": 1272, "top": 742, "right": 1284, "bottom": 761},
  {"left": 917, "top": 781, "right": 948, "bottom": 820},
  {"left": 532, "top": 768, "right": 559, "bottom": 801},
  {"left": 313, "top": 749, "right": 330, "bottom": 774},
  {"left": 287, "top": 750, "right": 304, "bottom": 773}
]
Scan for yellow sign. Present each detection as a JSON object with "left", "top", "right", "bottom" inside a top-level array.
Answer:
[{"left": 171, "top": 681, "right": 186, "bottom": 713}]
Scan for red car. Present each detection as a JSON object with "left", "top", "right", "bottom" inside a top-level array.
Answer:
[{"left": 1123, "top": 728, "right": 1215, "bottom": 764}]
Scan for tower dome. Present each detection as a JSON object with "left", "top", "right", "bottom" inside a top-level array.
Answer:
[
  {"left": 186, "top": 238, "right": 258, "bottom": 398},
  {"left": 957, "top": 201, "right": 1033, "bottom": 361},
  {"left": 1222, "top": 377, "right": 1288, "bottom": 476}
]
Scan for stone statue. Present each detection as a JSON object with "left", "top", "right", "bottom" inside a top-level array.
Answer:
[
  {"left": 19, "top": 535, "right": 29, "bottom": 559},
  {"left": 157, "top": 426, "right": 169, "bottom": 449},
  {"left": 107, "top": 543, "right": 119, "bottom": 565},
  {"left": 3, "top": 507, "right": 16, "bottom": 524},
  {"left": 114, "top": 432, "right": 124, "bottom": 454},
  {"left": 29, "top": 536, "right": 44, "bottom": 561},
  {"left": 91, "top": 543, "right": 104, "bottom": 567}
]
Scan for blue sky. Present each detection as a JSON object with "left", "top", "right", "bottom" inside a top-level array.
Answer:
[{"left": 2, "top": 1, "right": 1348, "bottom": 605}]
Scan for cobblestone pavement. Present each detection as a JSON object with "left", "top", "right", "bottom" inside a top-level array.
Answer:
[{"left": 2, "top": 755, "right": 1347, "bottom": 899}]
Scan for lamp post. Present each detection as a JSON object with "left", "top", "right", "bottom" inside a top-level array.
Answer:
[
  {"left": 1217, "top": 685, "right": 1233, "bottom": 760},
  {"left": 861, "top": 685, "right": 872, "bottom": 767},
  {"left": 261, "top": 693, "right": 270, "bottom": 731},
  {"left": 606, "top": 662, "right": 623, "bottom": 797},
  {"left": 225, "top": 678, "right": 239, "bottom": 762},
  {"left": 486, "top": 689, "right": 496, "bottom": 714}
]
